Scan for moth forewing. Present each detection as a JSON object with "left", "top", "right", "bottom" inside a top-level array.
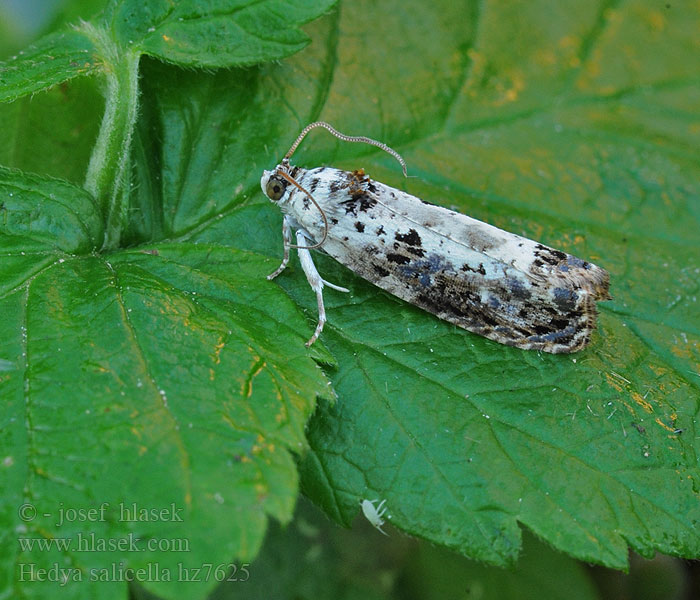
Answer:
[{"left": 261, "top": 135, "right": 609, "bottom": 353}]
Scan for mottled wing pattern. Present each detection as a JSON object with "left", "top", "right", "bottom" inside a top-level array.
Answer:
[{"left": 279, "top": 166, "right": 610, "bottom": 353}]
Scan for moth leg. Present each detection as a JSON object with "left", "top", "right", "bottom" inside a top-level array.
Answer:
[
  {"left": 296, "top": 230, "right": 326, "bottom": 346},
  {"left": 267, "top": 216, "right": 293, "bottom": 280},
  {"left": 297, "top": 230, "right": 348, "bottom": 346},
  {"left": 323, "top": 279, "right": 350, "bottom": 293}
]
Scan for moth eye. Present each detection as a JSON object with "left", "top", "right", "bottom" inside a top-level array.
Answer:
[{"left": 265, "top": 176, "right": 287, "bottom": 201}]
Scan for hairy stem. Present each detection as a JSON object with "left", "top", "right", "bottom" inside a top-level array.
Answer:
[{"left": 81, "top": 23, "right": 140, "bottom": 251}]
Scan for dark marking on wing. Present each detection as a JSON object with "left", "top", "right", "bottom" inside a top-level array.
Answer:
[
  {"left": 376, "top": 225, "right": 386, "bottom": 235},
  {"left": 355, "top": 221, "right": 365, "bottom": 232},
  {"left": 534, "top": 244, "right": 567, "bottom": 266},
  {"left": 567, "top": 256, "right": 589, "bottom": 268},
  {"left": 461, "top": 262, "right": 486, "bottom": 275},
  {"left": 340, "top": 193, "right": 377, "bottom": 215},
  {"left": 358, "top": 194, "right": 376, "bottom": 211},
  {"left": 373, "top": 264, "right": 390, "bottom": 277},
  {"left": 387, "top": 253, "right": 411, "bottom": 265},
  {"left": 550, "top": 318, "right": 570, "bottom": 330},
  {"left": 506, "top": 278, "right": 531, "bottom": 300},
  {"left": 395, "top": 229, "right": 422, "bottom": 247},
  {"left": 394, "top": 228, "right": 424, "bottom": 256},
  {"left": 553, "top": 287, "right": 578, "bottom": 312}
]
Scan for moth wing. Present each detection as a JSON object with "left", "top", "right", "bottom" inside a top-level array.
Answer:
[{"left": 292, "top": 168, "right": 609, "bottom": 353}]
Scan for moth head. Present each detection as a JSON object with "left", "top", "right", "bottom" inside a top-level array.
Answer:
[{"left": 261, "top": 170, "right": 288, "bottom": 203}]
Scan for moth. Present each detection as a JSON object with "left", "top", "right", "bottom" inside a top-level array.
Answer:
[{"left": 260, "top": 122, "right": 610, "bottom": 353}]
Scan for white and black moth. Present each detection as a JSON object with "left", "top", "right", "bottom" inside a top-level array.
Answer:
[{"left": 260, "top": 122, "right": 610, "bottom": 353}]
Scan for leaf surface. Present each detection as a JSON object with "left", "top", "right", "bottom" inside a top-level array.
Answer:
[
  {"left": 0, "top": 212, "right": 333, "bottom": 599},
  {"left": 287, "top": 0, "right": 700, "bottom": 569},
  {"left": 109, "top": 0, "right": 338, "bottom": 67},
  {"left": 0, "top": 29, "right": 100, "bottom": 102},
  {"left": 0, "top": 0, "right": 338, "bottom": 104}
]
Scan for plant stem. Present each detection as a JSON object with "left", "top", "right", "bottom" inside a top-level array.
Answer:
[{"left": 82, "top": 23, "right": 140, "bottom": 251}]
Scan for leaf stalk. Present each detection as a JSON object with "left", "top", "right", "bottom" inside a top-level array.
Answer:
[{"left": 81, "top": 23, "right": 140, "bottom": 250}]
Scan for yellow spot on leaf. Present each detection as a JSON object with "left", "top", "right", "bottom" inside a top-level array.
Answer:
[
  {"left": 655, "top": 417, "right": 675, "bottom": 432},
  {"left": 162, "top": 34, "right": 172, "bottom": 42},
  {"left": 631, "top": 391, "right": 653, "bottom": 413},
  {"left": 605, "top": 373, "right": 624, "bottom": 393},
  {"left": 213, "top": 340, "right": 225, "bottom": 365},
  {"left": 648, "top": 364, "right": 668, "bottom": 378},
  {"left": 492, "top": 70, "right": 525, "bottom": 107}
]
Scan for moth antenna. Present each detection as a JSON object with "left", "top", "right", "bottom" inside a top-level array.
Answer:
[
  {"left": 276, "top": 169, "right": 328, "bottom": 249},
  {"left": 284, "top": 121, "right": 408, "bottom": 177}
]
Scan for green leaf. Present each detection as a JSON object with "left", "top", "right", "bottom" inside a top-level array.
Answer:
[
  {"left": 108, "top": 0, "right": 700, "bottom": 573},
  {"left": 0, "top": 0, "right": 337, "bottom": 100},
  {"left": 0, "top": 37, "right": 336, "bottom": 589},
  {"left": 0, "top": 0, "right": 338, "bottom": 251},
  {"left": 0, "top": 166, "right": 102, "bottom": 254},
  {"left": 0, "top": 76, "right": 103, "bottom": 184},
  {"left": 0, "top": 29, "right": 100, "bottom": 102},
  {"left": 287, "top": 0, "right": 699, "bottom": 570},
  {"left": 109, "top": 0, "right": 338, "bottom": 68},
  {"left": 0, "top": 223, "right": 333, "bottom": 599}
]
